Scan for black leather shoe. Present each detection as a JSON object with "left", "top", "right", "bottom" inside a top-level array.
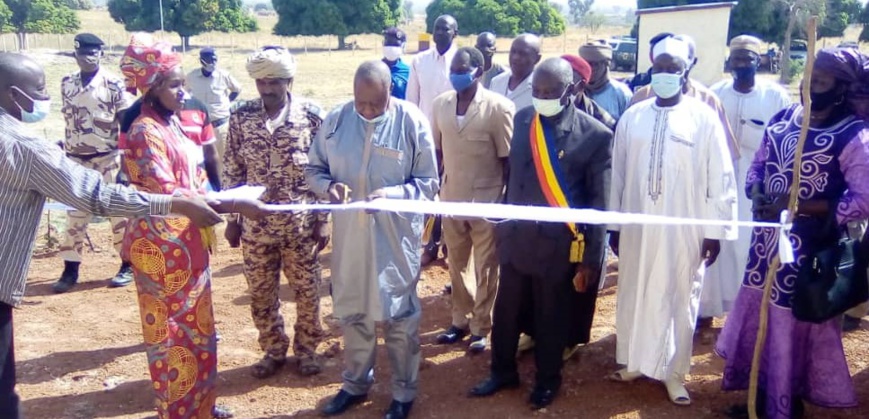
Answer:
[
  {"left": 384, "top": 400, "right": 413, "bottom": 419},
  {"left": 52, "top": 270, "right": 79, "bottom": 294},
  {"left": 436, "top": 326, "right": 468, "bottom": 344},
  {"left": 529, "top": 386, "right": 558, "bottom": 409},
  {"left": 469, "top": 375, "right": 520, "bottom": 397},
  {"left": 322, "top": 390, "right": 366, "bottom": 416}
]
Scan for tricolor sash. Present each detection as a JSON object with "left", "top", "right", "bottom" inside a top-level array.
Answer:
[{"left": 529, "top": 113, "right": 585, "bottom": 263}]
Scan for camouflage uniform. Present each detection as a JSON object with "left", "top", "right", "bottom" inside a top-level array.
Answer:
[
  {"left": 223, "top": 95, "right": 327, "bottom": 363},
  {"left": 59, "top": 69, "right": 134, "bottom": 262}
]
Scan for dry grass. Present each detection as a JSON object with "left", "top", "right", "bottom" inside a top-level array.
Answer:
[
  {"left": 6, "top": 10, "right": 633, "bottom": 141},
  {"left": 7, "top": 10, "right": 867, "bottom": 142}
]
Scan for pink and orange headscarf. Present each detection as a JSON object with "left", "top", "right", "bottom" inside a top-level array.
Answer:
[{"left": 120, "top": 33, "right": 182, "bottom": 93}]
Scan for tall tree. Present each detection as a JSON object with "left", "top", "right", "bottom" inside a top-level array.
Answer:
[
  {"left": 426, "top": 0, "right": 565, "bottom": 37},
  {"left": 4, "top": 0, "right": 81, "bottom": 49},
  {"left": 568, "top": 0, "right": 594, "bottom": 26},
  {"left": 818, "top": 0, "right": 860, "bottom": 38},
  {"left": 272, "top": 0, "right": 401, "bottom": 50},
  {"left": 108, "top": 0, "right": 257, "bottom": 49},
  {"left": 402, "top": 0, "right": 413, "bottom": 23},
  {"left": 779, "top": 0, "right": 825, "bottom": 83}
]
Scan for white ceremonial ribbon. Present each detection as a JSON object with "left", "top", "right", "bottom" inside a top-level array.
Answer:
[
  {"left": 778, "top": 210, "right": 795, "bottom": 264},
  {"left": 41, "top": 186, "right": 797, "bottom": 262}
]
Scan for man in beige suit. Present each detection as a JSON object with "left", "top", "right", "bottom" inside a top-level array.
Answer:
[{"left": 431, "top": 47, "right": 515, "bottom": 353}]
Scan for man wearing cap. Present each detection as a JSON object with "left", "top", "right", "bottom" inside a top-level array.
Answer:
[
  {"left": 608, "top": 36, "right": 736, "bottom": 406},
  {"left": 561, "top": 54, "right": 616, "bottom": 131},
  {"left": 382, "top": 27, "right": 410, "bottom": 100},
  {"left": 53, "top": 33, "right": 136, "bottom": 293},
  {"left": 186, "top": 47, "right": 242, "bottom": 159},
  {"left": 705, "top": 35, "right": 791, "bottom": 322},
  {"left": 630, "top": 34, "right": 739, "bottom": 162},
  {"left": 579, "top": 39, "right": 633, "bottom": 120},
  {"left": 430, "top": 47, "right": 514, "bottom": 354},
  {"left": 475, "top": 32, "right": 504, "bottom": 89},
  {"left": 490, "top": 34, "right": 541, "bottom": 111},
  {"left": 628, "top": 32, "right": 674, "bottom": 93},
  {"left": 223, "top": 46, "right": 329, "bottom": 379}
]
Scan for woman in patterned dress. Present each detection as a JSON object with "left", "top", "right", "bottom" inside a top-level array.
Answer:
[
  {"left": 119, "top": 34, "right": 266, "bottom": 419},
  {"left": 716, "top": 48, "right": 869, "bottom": 419}
]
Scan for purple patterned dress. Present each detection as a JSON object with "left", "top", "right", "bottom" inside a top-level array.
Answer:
[{"left": 716, "top": 104, "right": 869, "bottom": 418}]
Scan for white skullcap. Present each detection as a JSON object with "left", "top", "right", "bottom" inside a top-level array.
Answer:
[
  {"left": 673, "top": 34, "right": 696, "bottom": 61},
  {"left": 652, "top": 36, "right": 691, "bottom": 65},
  {"left": 246, "top": 47, "right": 297, "bottom": 80}
]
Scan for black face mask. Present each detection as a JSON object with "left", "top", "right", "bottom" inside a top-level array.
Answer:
[{"left": 804, "top": 88, "right": 843, "bottom": 111}]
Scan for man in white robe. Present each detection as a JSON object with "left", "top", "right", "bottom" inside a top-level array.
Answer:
[
  {"left": 704, "top": 35, "right": 791, "bottom": 319},
  {"left": 608, "top": 37, "right": 737, "bottom": 405},
  {"left": 306, "top": 61, "right": 439, "bottom": 419}
]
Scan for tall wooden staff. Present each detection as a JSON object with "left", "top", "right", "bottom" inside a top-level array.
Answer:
[{"left": 747, "top": 16, "right": 817, "bottom": 419}]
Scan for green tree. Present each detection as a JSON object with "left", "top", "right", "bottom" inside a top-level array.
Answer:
[
  {"left": 253, "top": 2, "right": 271, "bottom": 12},
  {"left": 582, "top": 11, "right": 607, "bottom": 34},
  {"left": 108, "top": 0, "right": 257, "bottom": 50},
  {"left": 858, "top": 1, "right": 869, "bottom": 41},
  {"left": 0, "top": 1, "right": 12, "bottom": 33},
  {"left": 272, "top": 0, "right": 401, "bottom": 50},
  {"left": 4, "top": 0, "right": 81, "bottom": 49},
  {"left": 426, "top": 0, "right": 565, "bottom": 37},
  {"left": 818, "top": 0, "right": 860, "bottom": 38},
  {"left": 778, "top": 0, "right": 825, "bottom": 83},
  {"left": 64, "top": 0, "right": 93, "bottom": 9},
  {"left": 568, "top": 0, "right": 594, "bottom": 26}
]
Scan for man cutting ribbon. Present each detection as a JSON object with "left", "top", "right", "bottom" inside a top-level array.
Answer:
[{"left": 469, "top": 58, "right": 612, "bottom": 410}]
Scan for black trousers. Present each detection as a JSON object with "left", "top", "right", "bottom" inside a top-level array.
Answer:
[
  {"left": 0, "top": 302, "right": 20, "bottom": 419},
  {"left": 491, "top": 260, "right": 573, "bottom": 389},
  {"left": 424, "top": 215, "right": 442, "bottom": 251}
]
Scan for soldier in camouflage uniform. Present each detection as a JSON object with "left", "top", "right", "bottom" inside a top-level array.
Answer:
[
  {"left": 223, "top": 46, "right": 329, "bottom": 378},
  {"left": 54, "top": 33, "right": 135, "bottom": 293}
]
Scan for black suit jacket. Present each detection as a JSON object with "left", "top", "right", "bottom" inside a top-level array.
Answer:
[{"left": 497, "top": 105, "right": 613, "bottom": 276}]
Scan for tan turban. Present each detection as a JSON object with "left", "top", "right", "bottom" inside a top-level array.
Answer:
[
  {"left": 729, "top": 35, "right": 763, "bottom": 56},
  {"left": 579, "top": 40, "right": 613, "bottom": 63},
  {"left": 246, "top": 47, "right": 297, "bottom": 80}
]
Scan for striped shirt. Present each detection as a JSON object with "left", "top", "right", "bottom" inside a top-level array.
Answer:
[{"left": 0, "top": 109, "right": 171, "bottom": 306}]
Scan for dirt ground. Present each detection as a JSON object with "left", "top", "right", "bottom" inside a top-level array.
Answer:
[{"left": 13, "top": 221, "right": 869, "bottom": 419}]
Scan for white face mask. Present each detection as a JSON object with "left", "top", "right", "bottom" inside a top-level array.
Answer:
[
  {"left": 650, "top": 72, "right": 683, "bottom": 99},
  {"left": 383, "top": 45, "right": 403, "bottom": 62},
  {"left": 532, "top": 87, "right": 569, "bottom": 117}
]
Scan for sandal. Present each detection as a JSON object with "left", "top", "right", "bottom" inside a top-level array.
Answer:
[
  {"left": 212, "top": 405, "right": 234, "bottom": 419},
  {"left": 250, "top": 356, "right": 286, "bottom": 379},
  {"left": 664, "top": 378, "right": 691, "bottom": 406},
  {"left": 606, "top": 368, "right": 642, "bottom": 382},
  {"left": 298, "top": 357, "right": 323, "bottom": 377}
]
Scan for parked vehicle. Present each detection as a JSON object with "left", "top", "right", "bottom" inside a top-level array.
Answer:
[
  {"left": 608, "top": 37, "right": 637, "bottom": 72},
  {"left": 839, "top": 41, "right": 859, "bottom": 49},
  {"left": 790, "top": 40, "right": 808, "bottom": 62}
]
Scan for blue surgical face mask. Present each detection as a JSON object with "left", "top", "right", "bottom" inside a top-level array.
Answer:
[
  {"left": 449, "top": 68, "right": 478, "bottom": 92},
  {"left": 356, "top": 106, "right": 388, "bottom": 125},
  {"left": 650, "top": 72, "right": 683, "bottom": 99},
  {"left": 12, "top": 86, "right": 51, "bottom": 123}
]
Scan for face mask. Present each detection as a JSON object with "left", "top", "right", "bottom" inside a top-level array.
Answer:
[
  {"left": 449, "top": 68, "right": 477, "bottom": 92},
  {"left": 201, "top": 60, "right": 216, "bottom": 73},
  {"left": 383, "top": 46, "right": 403, "bottom": 62},
  {"left": 732, "top": 65, "right": 757, "bottom": 82},
  {"left": 532, "top": 88, "right": 568, "bottom": 117},
  {"left": 805, "top": 88, "right": 843, "bottom": 111},
  {"left": 356, "top": 106, "right": 388, "bottom": 125},
  {"left": 650, "top": 72, "right": 683, "bottom": 99},
  {"left": 12, "top": 86, "right": 50, "bottom": 123}
]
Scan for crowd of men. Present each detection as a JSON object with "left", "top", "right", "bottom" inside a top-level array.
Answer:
[{"left": 0, "top": 10, "right": 862, "bottom": 419}]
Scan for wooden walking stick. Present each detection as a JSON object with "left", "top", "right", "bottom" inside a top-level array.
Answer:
[{"left": 747, "top": 16, "right": 817, "bottom": 419}]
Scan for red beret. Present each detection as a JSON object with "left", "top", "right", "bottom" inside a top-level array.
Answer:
[{"left": 561, "top": 54, "right": 592, "bottom": 83}]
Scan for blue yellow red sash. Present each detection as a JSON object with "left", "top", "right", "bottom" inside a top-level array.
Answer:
[{"left": 529, "top": 113, "right": 584, "bottom": 263}]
